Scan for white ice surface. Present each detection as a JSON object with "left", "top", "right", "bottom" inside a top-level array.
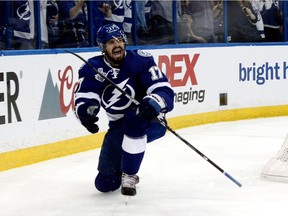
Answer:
[{"left": 1, "top": 116, "right": 288, "bottom": 216}]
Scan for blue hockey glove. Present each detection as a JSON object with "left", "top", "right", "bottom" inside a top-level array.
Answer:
[
  {"left": 74, "top": 100, "right": 100, "bottom": 134},
  {"left": 138, "top": 94, "right": 166, "bottom": 121}
]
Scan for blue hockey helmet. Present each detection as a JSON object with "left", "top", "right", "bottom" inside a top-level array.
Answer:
[{"left": 96, "top": 24, "right": 127, "bottom": 51}]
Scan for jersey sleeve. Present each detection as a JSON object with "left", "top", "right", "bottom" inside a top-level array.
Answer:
[
  {"left": 136, "top": 50, "right": 174, "bottom": 112},
  {"left": 74, "top": 63, "right": 102, "bottom": 110}
]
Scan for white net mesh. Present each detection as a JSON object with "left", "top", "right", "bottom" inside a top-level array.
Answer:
[
  {"left": 276, "top": 135, "right": 288, "bottom": 162},
  {"left": 262, "top": 133, "right": 288, "bottom": 181}
]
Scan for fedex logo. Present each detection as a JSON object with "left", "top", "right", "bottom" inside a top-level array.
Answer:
[
  {"left": 158, "top": 53, "right": 205, "bottom": 104},
  {"left": 158, "top": 54, "right": 200, "bottom": 87}
]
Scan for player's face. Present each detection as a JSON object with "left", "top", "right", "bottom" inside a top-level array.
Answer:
[{"left": 104, "top": 37, "right": 125, "bottom": 66}]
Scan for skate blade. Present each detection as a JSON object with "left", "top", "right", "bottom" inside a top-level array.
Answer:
[{"left": 124, "top": 195, "right": 131, "bottom": 205}]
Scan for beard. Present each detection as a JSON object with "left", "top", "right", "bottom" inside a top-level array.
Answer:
[{"left": 104, "top": 47, "right": 125, "bottom": 67}]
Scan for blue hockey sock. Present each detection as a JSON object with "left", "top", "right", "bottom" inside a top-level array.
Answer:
[{"left": 122, "top": 150, "right": 145, "bottom": 175}]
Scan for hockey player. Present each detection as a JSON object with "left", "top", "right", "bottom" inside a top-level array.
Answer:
[{"left": 74, "top": 23, "right": 174, "bottom": 196}]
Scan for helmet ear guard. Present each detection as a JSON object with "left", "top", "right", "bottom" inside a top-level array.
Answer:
[
  {"left": 96, "top": 24, "right": 127, "bottom": 52},
  {"left": 97, "top": 41, "right": 104, "bottom": 51}
]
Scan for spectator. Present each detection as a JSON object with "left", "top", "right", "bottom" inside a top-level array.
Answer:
[
  {"left": 178, "top": 13, "right": 206, "bottom": 43},
  {"left": 180, "top": 0, "right": 215, "bottom": 43},
  {"left": 258, "top": 0, "right": 283, "bottom": 42},
  {"left": 0, "top": 1, "right": 35, "bottom": 50},
  {"left": 123, "top": 0, "right": 133, "bottom": 45},
  {"left": 102, "top": 0, "right": 125, "bottom": 29},
  {"left": 227, "top": 0, "right": 264, "bottom": 42},
  {"left": 143, "top": 0, "right": 182, "bottom": 44},
  {"left": 92, "top": 1, "right": 127, "bottom": 45},
  {"left": 213, "top": 1, "right": 224, "bottom": 42},
  {"left": 135, "top": 0, "right": 148, "bottom": 36},
  {"left": 40, "top": 0, "right": 59, "bottom": 48},
  {"left": 248, "top": 0, "right": 265, "bottom": 39},
  {"left": 91, "top": 1, "right": 111, "bottom": 41},
  {"left": 56, "top": 0, "right": 88, "bottom": 48}
]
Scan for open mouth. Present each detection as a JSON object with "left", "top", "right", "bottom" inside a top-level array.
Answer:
[{"left": 113, "top": 48, "right": 123, "bottom": 56}]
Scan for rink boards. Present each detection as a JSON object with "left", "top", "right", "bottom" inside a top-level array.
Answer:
[{"left": 0, "top": 45, "right": 288, "bottom": 171}]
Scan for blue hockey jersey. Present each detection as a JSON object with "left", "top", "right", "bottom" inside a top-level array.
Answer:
[
  {"left": 3, "top": 1, "right": 35, "bottom": 40},
  {"left": 74, "top": 49, "right": 174, "bottom": 128}
]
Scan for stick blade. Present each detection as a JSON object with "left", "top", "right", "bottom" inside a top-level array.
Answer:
[{"left": 224, "top": 172, "right": 242, "bottom": 187}]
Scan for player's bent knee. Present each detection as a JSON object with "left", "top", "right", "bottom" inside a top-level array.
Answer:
[
  {"left": 94, "top": 172, "right": 121, "bottom": 193},
  {"left": 147, "top": 120, "right": 167, "bottom": 143},
  {"left": 124, "top": 109, "right": 149, "bottom": 137}
]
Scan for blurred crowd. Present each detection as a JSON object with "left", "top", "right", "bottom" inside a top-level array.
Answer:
[{"left": 0, "top": 0, "right": 285, "bottom": 50}]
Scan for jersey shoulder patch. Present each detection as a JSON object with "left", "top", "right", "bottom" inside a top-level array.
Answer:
[{"left": 137, "top": 49, "right": 152, "bottom": 57}]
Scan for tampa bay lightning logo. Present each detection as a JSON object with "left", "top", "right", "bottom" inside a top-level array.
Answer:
[
  {"left": 102, "top": 78, "right": 135, "bottom": 110},
  {"left": 17, "top": 2, "right": 31, "bottom": 21}
]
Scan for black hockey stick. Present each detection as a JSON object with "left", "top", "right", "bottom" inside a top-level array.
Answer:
[{"left": 66, "top": 50, "right": 242, "bottom": 188}]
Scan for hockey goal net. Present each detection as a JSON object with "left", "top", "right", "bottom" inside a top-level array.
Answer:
[{"left": 262, "top": 133, "right": 288, "bottom": 181}]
